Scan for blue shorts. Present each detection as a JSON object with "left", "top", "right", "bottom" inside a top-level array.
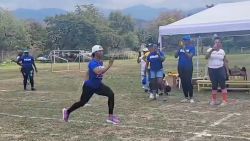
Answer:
[{"left": 150, "top": 69, "right": 164, "bottom": 79}]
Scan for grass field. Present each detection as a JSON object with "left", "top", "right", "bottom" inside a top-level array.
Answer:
[{"left": 0, "top": 54, "right": 250, "bottom": 141}]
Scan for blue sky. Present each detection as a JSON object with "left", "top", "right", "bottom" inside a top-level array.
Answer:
[{"left": 0, "top": 0, "right": 248, "bottom": 10}]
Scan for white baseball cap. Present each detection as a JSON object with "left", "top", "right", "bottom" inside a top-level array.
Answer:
[
  {"left": 142, "top": 48, "right": 149, "bottom": 52},
  {"left": 92, "top": 45, "right": 103, "bottom": 54}
]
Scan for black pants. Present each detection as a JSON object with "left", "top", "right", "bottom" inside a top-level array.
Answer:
[
  {"left": 178, "top": 66, "right": 193, "bottom": 98},
  {"left": 68, "top": 83, "right": 115, "bottom": 115},
  {"left": 208, "top": 67, "right": 226, "bottom": 90},
  {"left": 22, "top": 69, "right": 34, "bottom": 89}
]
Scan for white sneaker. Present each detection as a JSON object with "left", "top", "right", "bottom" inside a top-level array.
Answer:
[
  {"left": 190, "top": 99, "right": 195, "bottom": 103},
  {"left": 155, "top": 94, "right": 159, "bottom": 98},
  {"left": 210, "top": 100, "right": 216, "bottom": 106},
  {"left": 220, "top": 100, "right": 228, "bottom": 106},
  {"left": 149, "top": 93, "right": 154, "bottom": 99},
  {"left": 159, "top": 90, "right": 164, "bottom": 96},
  {"left": 181, "top": 98, "right": 189, "bottom": 103},
  {"left": 209, "top": 100, "right": 220, "bottom": 105}
]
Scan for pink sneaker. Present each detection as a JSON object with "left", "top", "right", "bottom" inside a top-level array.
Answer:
[
  {"left": 62, "top": 108, "right": 69, "bottom": 122},
  {"left": 106, "top": 115, "right": 120, "bottom": 125}
]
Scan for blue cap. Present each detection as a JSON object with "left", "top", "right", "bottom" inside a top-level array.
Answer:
[{"left": 183, "top": 35, "right": 191, "bottom": 41}]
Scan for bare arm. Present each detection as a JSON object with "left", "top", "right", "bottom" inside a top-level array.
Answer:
[
  {"left": 224, "top": 56, "right": 230, "bottom": 75},
  {"left": 174, "top": 50, "right": 179, "bottom": 58},
  {"left": 32, "top": 62, "right": 38, "bottom": 72},
  {"left": 84, "top": 70, "right": 89, "bottom": 81},
  {"left": 205, "top": 49, "right": 214, "bottom": 59},
  {"left": 144, "top": 61, "right": 149, "bottom": 76},
  {"left": 137, "top": 52, "right": 141, "bottom": 63},
  {"left": 17, "top": 61, "right": 22, "bottom": 66},
  {"left": 93, "top": 58, "right": 114, "bottom": 75},
  {"left": 16, "top": 58, "right": 22, "bottom": 66},
  {"left": 157, "top": 51, "right": 165, "bottom": 62}
]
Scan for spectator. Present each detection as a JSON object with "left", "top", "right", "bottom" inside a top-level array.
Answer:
[
  {"left": 175, "top": 35, "right": 195, "bottom": 103},
  {"left": 205, "top": 37, "right": 229, "bottom": 106}
]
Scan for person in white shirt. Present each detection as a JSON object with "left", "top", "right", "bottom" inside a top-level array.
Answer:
[
  {"left": 137, "top": 48, "right": 150, "bottom": 92},
  {"left": 205, "top": 37, "right": 229, "bottom": 106}
]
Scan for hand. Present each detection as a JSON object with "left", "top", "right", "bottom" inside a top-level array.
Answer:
[
  {"left": 108, "top": 57, "right": 114, "bottom": 67},
  {"left": 210, "top": 47, "right": 216, "bottom": 52},
  {"left": 212, "top": 44, "right": 218, "bottom": 51},
  {"left": 227, "top": 70, "right": 230, "bottom": 76}
]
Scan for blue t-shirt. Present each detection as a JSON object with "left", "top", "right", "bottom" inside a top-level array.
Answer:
[
  {"left": 18, "top": 55, "right": 34, "bottom": 71},
  {"left": 178, "top": 45, "right": 195, "bottom": 68},
  {"left": 85, "top": 59, "right": 104, "bottom": 89},
  {"left": 147, "top": 51, "right": 165, "bottom": 71}
]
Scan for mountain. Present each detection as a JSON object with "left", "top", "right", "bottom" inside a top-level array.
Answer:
[
  {"left": 12, "top": 6, "right": 205, "bottom": 22},
  {"left": 101, "top": 5, "right": 204, "bottom": 21},
  {"left": 185, "top": 8, "right": 205, "bottom": 16},
  {"left": 122, "top": 5, "right": 169, "bottom": 21},
  {"left": 13, "top": 8, "right": 68, "bottom": 22}
]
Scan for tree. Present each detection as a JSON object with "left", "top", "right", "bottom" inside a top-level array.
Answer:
[
  {"left": 26, "top": 21, "right": 48, "bottom": 54},
  {"left": 0, "top": 10, "right": 30, "bottom": 51},
  {"left": 146, "top": 11, "right": 184, "bottom": 44},
  {"left": 121, "top": 32, "right": 139, "bottom": 51},
  {"left": 45, "top": 5, "right": 112, "bottom": 52},
  {"left": 109, "top": 11, "right": 135, "bottom": 35}
]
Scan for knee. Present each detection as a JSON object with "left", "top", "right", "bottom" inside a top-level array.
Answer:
[
  {"left": 108, "top": 91, "right": 114, "bottom": 99},
  {"left": 106, "top": 88, "right": 114, "bottom": 98}
]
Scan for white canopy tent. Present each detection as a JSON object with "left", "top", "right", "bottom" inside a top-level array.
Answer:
[
  {"left": 159, "top": 0, "right": 250, "bottom": 77},
  {"left": 159, "top": 1, "right": 250, "bottom": 36}
]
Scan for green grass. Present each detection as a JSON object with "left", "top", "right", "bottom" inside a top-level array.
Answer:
[{"left": 0, "top": 54, "right": 250, "bottom": 141}]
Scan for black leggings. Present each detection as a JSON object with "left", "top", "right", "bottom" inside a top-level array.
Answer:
[
  {"left": 68, "top": 83, "right": 115, "bottom": 115},
  {"left": 178, "top": 66, "right": 193, "bottom": 98},
  {"left": 208, "top": 67, "right": 226, "bottom": 90},
  {"left": 23, "top": 69, "right": 34, "bottom": 89}
]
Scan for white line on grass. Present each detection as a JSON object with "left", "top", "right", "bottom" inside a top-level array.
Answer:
[
  {"left": 0, "top": 105, "right": 204, "bottom": 123},
  {"left": 0, "top": 89, "right": 16, "bottom": 92},
  {"left": 0, "top": 112, "right": 249, "bottom": 140},
  {"left": 185, "top": 113, "right": 242, "bottom": 141},
  {"left": 0, "top": 112, "right": 186, "bottom": 133},
  {"left": 0, "top": 98, "right": 73, "bottom": 103},
  {"left": 210, "top": 113, "right": 241, "bottom": 127}
]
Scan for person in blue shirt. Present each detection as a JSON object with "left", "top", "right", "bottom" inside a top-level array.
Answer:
[
  {"left": 17, "top": 50, "right": 38, "bottom": 91},
  {"left": 175, "top": 35, "right": 195, "bottom": 103},
  {"left": 145, "top": 43, "right": 165, "bottom": 99},
  {"left": 63, "top": 45, "right": 120, "bottom": 125}
]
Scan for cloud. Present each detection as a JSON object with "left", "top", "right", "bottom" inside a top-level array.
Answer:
[
  {"left": 0, "top": 0, "right": 249, "bottom": 10},
  {"left": 92, "top": 0, "right": 249, "bottom": 10},
  {"left": 0, "top": 0, "right": 89, "bottom": 10}
]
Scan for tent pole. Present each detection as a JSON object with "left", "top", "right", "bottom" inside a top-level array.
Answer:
[
  {"left": 158, "top": 34, "right": 162, "bottom": 51},
  {"left": 196, "top": 36, "right": 200, "bottom": 78}
]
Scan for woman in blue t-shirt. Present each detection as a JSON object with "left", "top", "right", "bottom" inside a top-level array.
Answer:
[
  {"left": 145, "top": 44, "right": 165, "bottom": 99},
  {"left": 175, "top": 35, "right": 195, "bottom": 103},
  {"left": 63, "top": 45, "right": 120, "bottom": 125}
]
